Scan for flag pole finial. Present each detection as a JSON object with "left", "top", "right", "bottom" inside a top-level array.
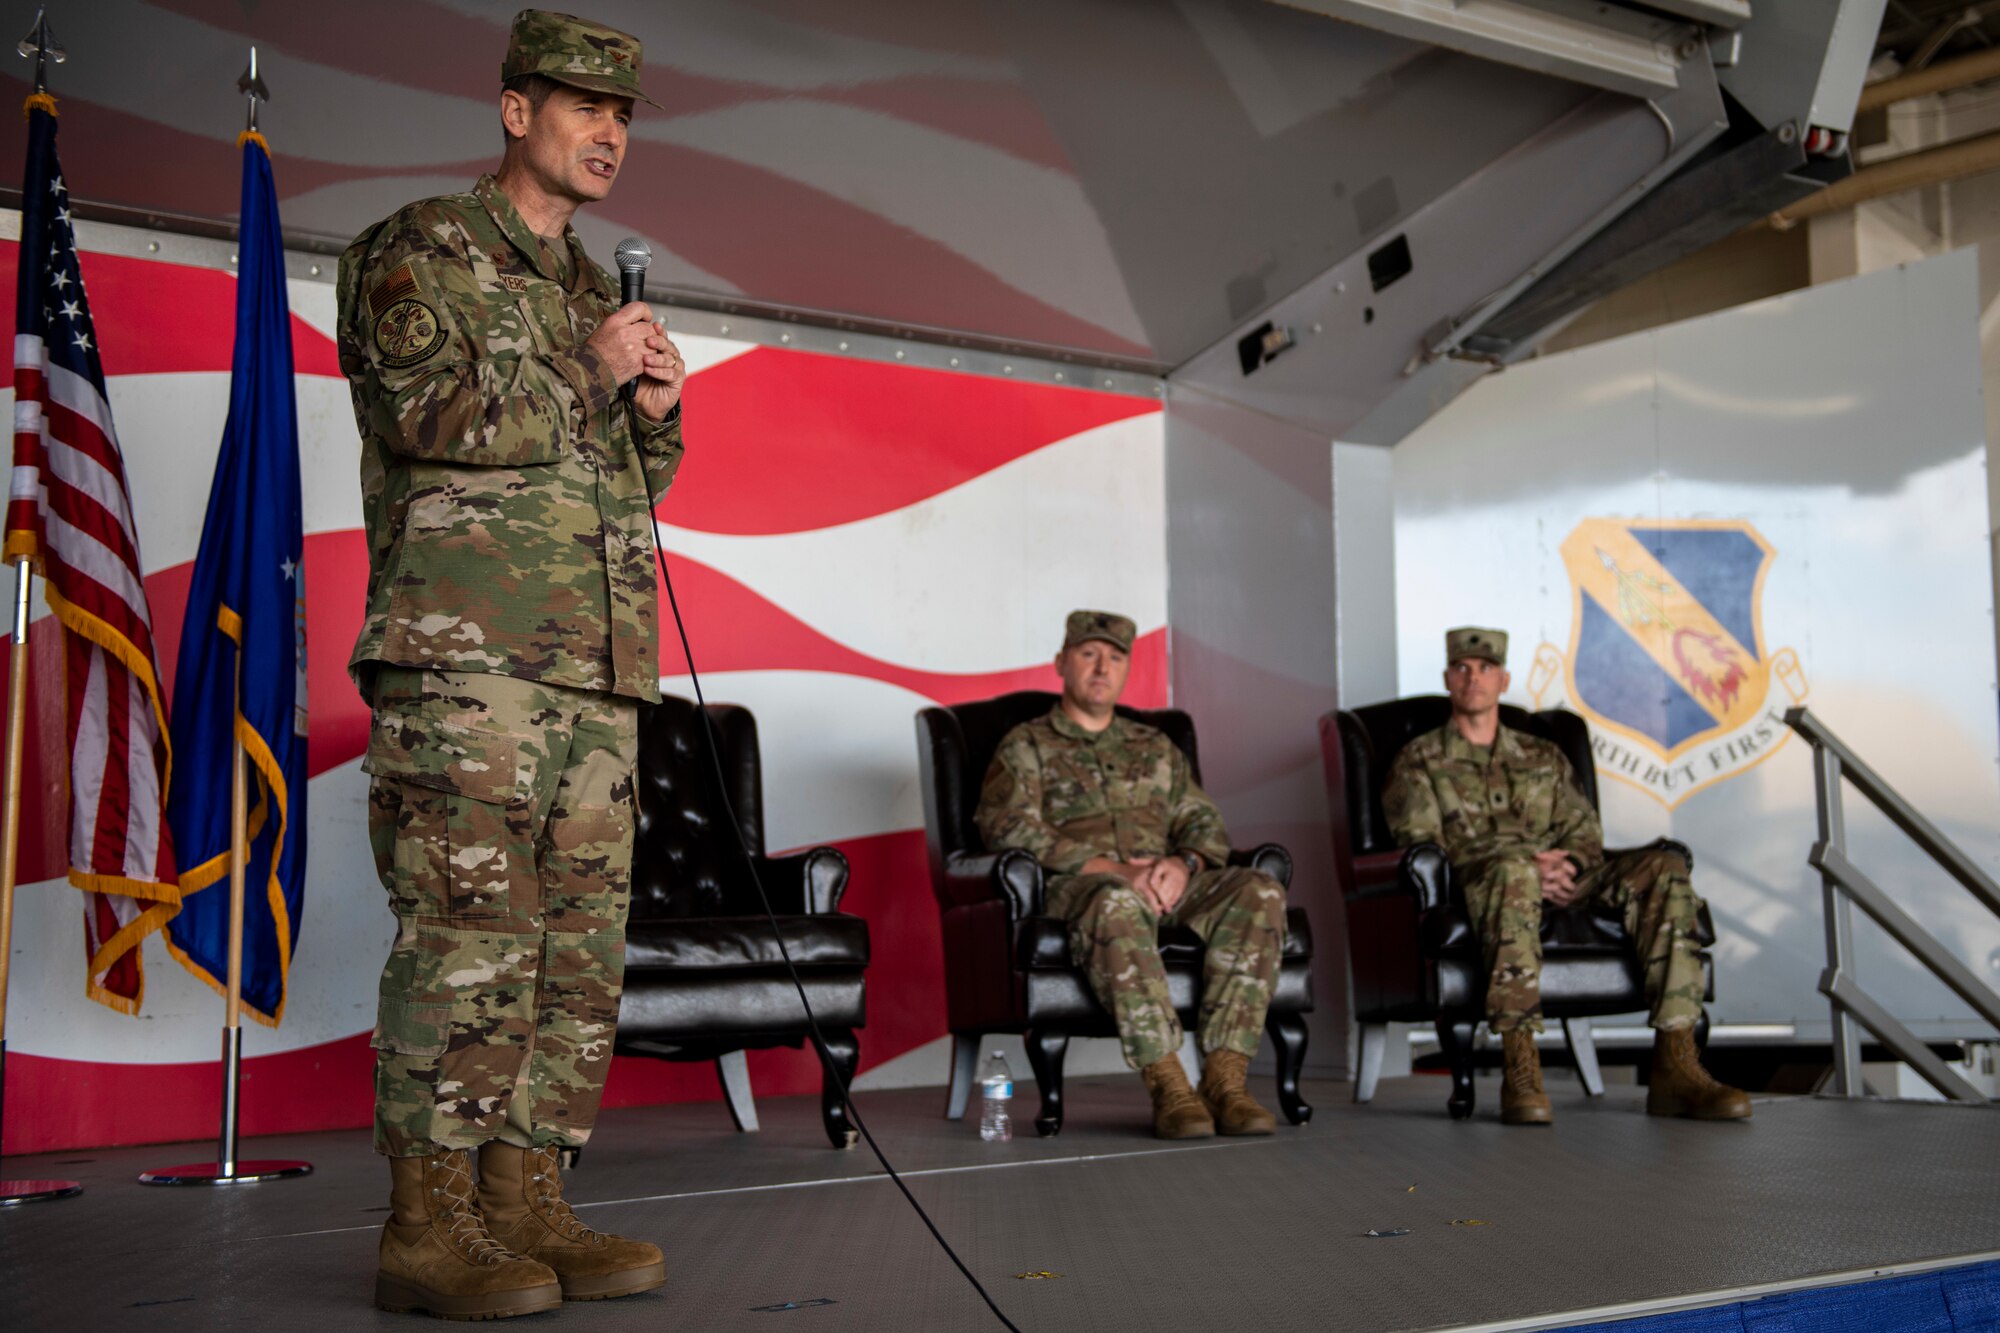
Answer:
[
  {"left": 16, "top": 7, "right": 65, "bottom": 97},
  {"left": 237, "top": 46, "right": 269, "bottom": 138}
]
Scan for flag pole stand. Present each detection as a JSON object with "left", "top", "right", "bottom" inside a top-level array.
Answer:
[
  {"left": 138, "top": 667, "right": 308, "bottom": 1187},
  {"left": 0, "top": 562, "right": 82, "bottom": 1205},
  {"left": 138, "top": 41, "right": 306, "bottom": 1190}
]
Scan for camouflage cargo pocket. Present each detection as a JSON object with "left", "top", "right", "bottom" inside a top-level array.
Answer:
[
  {"left": 363, "top": 711, "right": 531, "bottom": 923},
  {"left": 365, "top": 776, "right": 405, "bottom": 909},
  {"left": 372, "top": 948, "right": 449, "bottom": 1057}
]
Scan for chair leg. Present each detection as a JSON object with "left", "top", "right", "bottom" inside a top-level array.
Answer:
[
  {"left": 1436, "top": 1018, "right": 1478, "bottom": 1120},
  {"left": 1267, "top": 1011, "right": 1313, "bottom": 1125},
  {"left": 1353, "top": 1022, "right": 1387, "bottom": 1104},
  {"left": 1023, "top": 1028, "right": 1070, "bottom": 1137},
  {"left": 1564, "top": 1017, "right": 1605, "bottom": 1097},
  {"left": 716, "top": 1049, "right": 759, "bottom": 1133},
  {"left": 944, "top": 1033, "right": 980, "bottom": 1121},
  {"left": 817, "top": 1029, "right": 860, "bottom": 1150}
]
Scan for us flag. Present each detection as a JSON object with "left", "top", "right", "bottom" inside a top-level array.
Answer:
[{"left": 5, "top": 94, "right": 179, "bottom": 1014}]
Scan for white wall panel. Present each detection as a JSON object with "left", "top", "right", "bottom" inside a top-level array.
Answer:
[{"left": 1393, "top": 250, "right": 1999, "bottom": 1038}]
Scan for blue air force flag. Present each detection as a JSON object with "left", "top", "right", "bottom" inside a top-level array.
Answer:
[{"left": 164, "top": 133, "right": 308, "bottom": 1024}]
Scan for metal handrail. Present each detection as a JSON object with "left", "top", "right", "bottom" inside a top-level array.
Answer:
[{"left": 1785, "top": 706, "right": 2000, "bottom": 1102}]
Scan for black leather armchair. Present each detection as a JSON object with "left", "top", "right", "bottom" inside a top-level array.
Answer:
[
  {"left": 916, "top": 690, "right": 1314, "bottom": 1136},
  {"left": 616, "top": 696, "right": 869, "bottom": 1148},
  {"left": 1321, "top": 695, "right": 1714, "bottom": 1120}
]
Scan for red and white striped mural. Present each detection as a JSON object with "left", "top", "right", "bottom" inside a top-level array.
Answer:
[
  {"left": 0, "top": 234, "right": 1166, "bottom": 1154},
  {"left": 0, "top": 0, "right": 1150, "bottom": 361}
]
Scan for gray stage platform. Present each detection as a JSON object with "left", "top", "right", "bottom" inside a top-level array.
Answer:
[{"left": 6, "top": 1072, "right": 1998, "bottom": 1331}]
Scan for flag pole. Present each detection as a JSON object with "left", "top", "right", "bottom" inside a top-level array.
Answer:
[
  {"left": 0, "top": 7, "right": 83, "bottom": 1210},
  {"left": 0, "top": 558, "right": 82, "bottom": 1205},
  {"left": 136, "top": 671, "right": 306, "bottom": 1182},
  {"left": 137, "top": 648, "right": 305, "bottom": 1185},
  {"left": 218, "top": 713, "right": 248, "bottom": 1173},
  {"left": 137, "top": 46, "right": 306, "bottom": 1187}
]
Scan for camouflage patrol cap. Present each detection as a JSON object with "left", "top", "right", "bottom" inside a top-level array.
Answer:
[
  {"left": 1064, "top": 610, "right": 1136, "bottom": 653},
  {"left": 1446, "top": 626, "right": 1508, "bottom": 667},
  {"left": 503, "top": 10, "right": 660, "bottom": 109}
]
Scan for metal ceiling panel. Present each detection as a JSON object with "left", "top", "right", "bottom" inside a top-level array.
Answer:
[
  {"left": 1630, "top": 0, "right": 1753, "bottom": 30},
  {"left": 1267, "top": 0, "right": 1692, "bottom": 97},
  {"left": 0, "top": 0, "right": 1597, "bottom": 368},
  {"left": 1719, "top": 0, "right": 1888, "bottom": 134},
  {"left": 1176, "top": 70, "right": 1729, "bottom": 438}
]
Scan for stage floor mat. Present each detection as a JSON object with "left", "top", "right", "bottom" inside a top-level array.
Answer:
[{"left": 5, "top": 1072, "right": 1998, "bottom": 1330}]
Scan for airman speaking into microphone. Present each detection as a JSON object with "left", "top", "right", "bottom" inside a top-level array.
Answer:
[{"left": 337, "top": 9, "right": 686, "bottom": 1319}]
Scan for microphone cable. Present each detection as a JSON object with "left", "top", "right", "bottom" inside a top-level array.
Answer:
[{"left": 632, "top": 391, "right": 1023, "bottom": 1333}]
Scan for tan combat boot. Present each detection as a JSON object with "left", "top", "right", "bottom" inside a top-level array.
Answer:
[
  {"left": 375, "top": 1149, "right": 562, "bottom": 1320},
  {"left": 478, "top": 1143, "right": 668, "bottom": 1301},
  {"left": 1647, "top": 1027, "right": 1753, "bottom": 1120},
  {"left": 1140, "top": 1055, "right": 1216, "bottom": 1139},
  {"left": 1197, "top": 1050, "right": 1277, "bottom": 1136},
  {"left": 1500, "top": 1029, "right": 1553, "bottom": 1126}
]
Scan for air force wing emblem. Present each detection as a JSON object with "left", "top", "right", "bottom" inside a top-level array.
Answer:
[{"left": 1532, "top": 518, "right": 1808, "bottom": 808}]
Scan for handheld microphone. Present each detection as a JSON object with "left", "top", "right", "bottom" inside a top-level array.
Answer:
[
  {"left": 614, "top": 238, "right": 653, "bottom": 397},
  {"left": 614, "top": 236, "right": 652, "bottom": 307}
]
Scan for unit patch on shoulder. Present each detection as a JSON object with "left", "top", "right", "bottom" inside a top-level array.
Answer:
[{"left": 375, "top": 297, "right": 445, "bottom": 369}]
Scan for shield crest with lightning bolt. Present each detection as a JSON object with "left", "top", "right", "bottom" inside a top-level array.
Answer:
[{"left": 1533, "top": 518, "right": 1807, "bottom": 807}]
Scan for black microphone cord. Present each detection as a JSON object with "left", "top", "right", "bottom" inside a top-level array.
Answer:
[{"left": 631, "top": 392, "right": 1023, "bottom": 1333}]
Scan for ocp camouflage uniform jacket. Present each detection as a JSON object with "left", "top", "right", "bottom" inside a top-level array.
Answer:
[
  {"left": 337, "top": 173, "right": 683, "bottom": 702},
  {"left": 1382, "top": 723, "right": 1604, "bottom": 872},
  {"left": 974, "top": 708, "right": 1232, "bottom": 875}
]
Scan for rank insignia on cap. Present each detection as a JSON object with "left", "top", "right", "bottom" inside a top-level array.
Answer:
[
  {"left": 1064, "top": 609, "right": 1136, "bottom": 652},
  {"left": 375, "top": 297, "right": 445, "bottom": 368},
  {"left": 1445, "top": 626, "right": 1508, "bottom": 666}
]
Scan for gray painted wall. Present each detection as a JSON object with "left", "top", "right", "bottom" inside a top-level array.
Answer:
[{"left": 1163, "top": 384, "right": 1347, "bottom": 1075}]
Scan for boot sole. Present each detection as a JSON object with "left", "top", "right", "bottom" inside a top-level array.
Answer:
[
  {"left": 375, "top": 1274, "right": 563, "bottom": 1320},
  {"left": 559, "top": 1262, "right": 668, "bottom": 1301},
  {"left": 1198, "top": 1091, "right": 1277, "bottom": 1136},
  {"left": 1501, "top": 1107, "right": 1554, "bottom": 1125},
  {"left": 1647, "top": 1094, "right": 1752, "bottom": 1120},
  {"left": 1155, "top": 1124, "right": 1216, "bottom": 1139}
]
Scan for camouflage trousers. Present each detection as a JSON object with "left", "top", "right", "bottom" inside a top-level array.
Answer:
[
  {"left": 1047, "top": 867, "right": 1287, "bottom": 1071},
  {"left": 1462, "top": 846, "right": 1706, "bottom": 1035},
  {"left": 363, "top": 667, "right": 639, "bottom": 1157}
]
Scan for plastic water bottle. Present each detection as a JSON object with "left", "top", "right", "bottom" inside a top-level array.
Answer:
[{"left": 978, "top": 1050, "right": 1014, "bottom": 1142}]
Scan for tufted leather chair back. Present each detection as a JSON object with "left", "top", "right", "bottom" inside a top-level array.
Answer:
[
  {"left": 917, "top": 690, "right": 1200, "bottom": 905},
  {"left": 630, "top": 696, "right": 766, "bottom": 920},
  {"left": 1335, "top": 695, "right": 1596, "bottom": 859}
]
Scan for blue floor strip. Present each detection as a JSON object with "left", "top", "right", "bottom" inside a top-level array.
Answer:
[{"left": 1569, "top": 1259, "right": 2000, "bottom": 1332}]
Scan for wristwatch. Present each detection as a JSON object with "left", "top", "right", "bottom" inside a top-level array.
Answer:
[{"left": 1177, "top": 851, "right": 1203, "bottom": 876}]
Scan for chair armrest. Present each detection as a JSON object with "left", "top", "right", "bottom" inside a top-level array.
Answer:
[
  {"left": 942, "top": 849, "right": 1044, "bottom": 919},
  {"left": 1227, "top": 843, "right": 1293, "bottom": 889},
  {"left": 1348, "top": 842, "right": 1451, "bottom": 912},
  {"left": 1605, "top": 837, "right": 1693, "bottom": 873},
  {"left": 751, "top": 846, "right": 850, "bottom": 915}
]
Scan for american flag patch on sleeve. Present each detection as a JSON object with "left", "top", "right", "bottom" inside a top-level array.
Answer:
[{"left": 367, "top": 261, "right": 420, "bottom": 318}]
